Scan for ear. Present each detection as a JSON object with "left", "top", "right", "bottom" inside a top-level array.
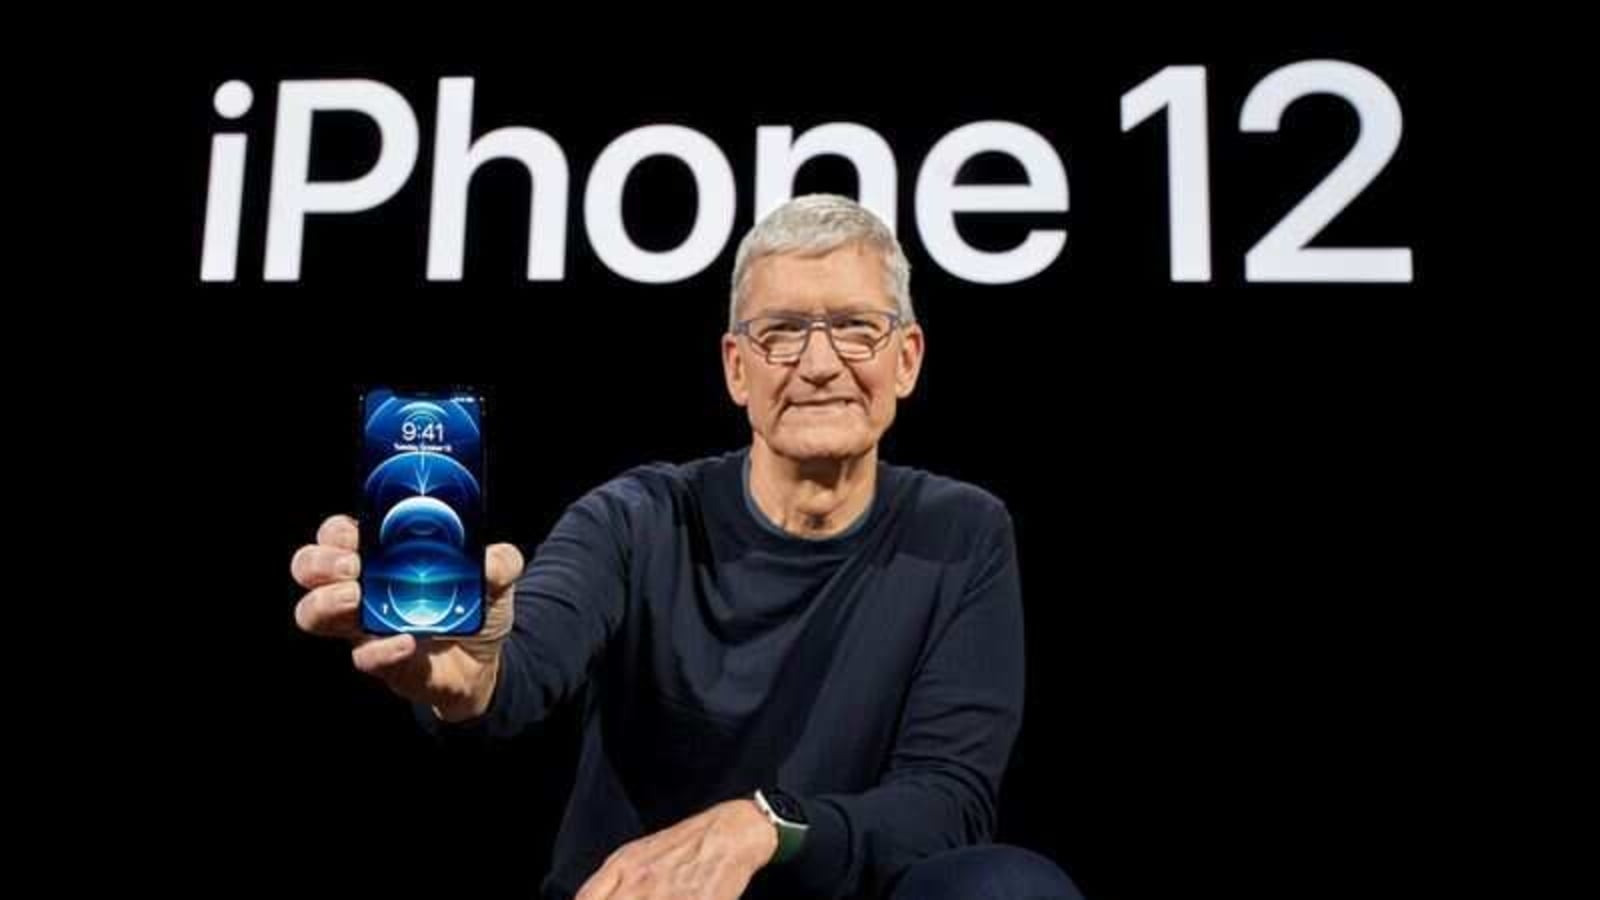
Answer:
[
  {"left": 894, "top": 323, "right": 925, "bottom": 399},
  {"left": 722, "top": 332, "right": 750, "bottom": 407}
]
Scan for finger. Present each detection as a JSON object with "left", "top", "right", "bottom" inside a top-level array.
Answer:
[
  {"left": 291, "top": 544, "right": 360, "bottom": 588},
  {"left": 575, "top": 853, "right": 625, "bottom": 900},
  {"left": 293, "top": 581, "right": 362, "bottom": 638},
  {"left": 351, "top": 634, "right": 418, "bottom": 675},
  {"left": 486, "top": 543, "right": 525, "bottom": 595},
  {"left": 574, "top": 872, "right": 618, "bottom": 900},
  {"left": 379, "top": 637, "right": 454, "bottom": 704},
  {"left": 317, "top": 515, "right": 360, "bottom": 551}
]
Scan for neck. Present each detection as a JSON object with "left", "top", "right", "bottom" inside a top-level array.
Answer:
[{"left": 747, "top": 436, "right": 877, "bottom": 539}]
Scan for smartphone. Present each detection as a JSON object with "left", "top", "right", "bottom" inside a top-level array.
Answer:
[{"left": 358, "top": 386, "right": 486, "bottom": 635}]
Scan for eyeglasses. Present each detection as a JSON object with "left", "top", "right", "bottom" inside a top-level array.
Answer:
[{"left": 732, "top": 310, "right": 904, "bottom": 364}]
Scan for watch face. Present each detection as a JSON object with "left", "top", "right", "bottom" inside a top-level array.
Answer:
[{"left": 768, "top": 791, "right": 807, "bottom": 824}]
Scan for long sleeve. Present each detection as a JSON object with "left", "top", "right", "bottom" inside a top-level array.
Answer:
[
  {"left": 428, "top": 475, "right": 644, "bottom": 739},
  {"left": 780, "top": 507, "right": 1026, "bottom": 898}
]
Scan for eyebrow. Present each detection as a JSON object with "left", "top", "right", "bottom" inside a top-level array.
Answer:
[{"left": 752, "top": 304, "right": 894, "bottom": 318}]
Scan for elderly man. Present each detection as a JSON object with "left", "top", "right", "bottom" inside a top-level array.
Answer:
[{"left": 291, "top": 194, "right": 1080, "bottom": 900}]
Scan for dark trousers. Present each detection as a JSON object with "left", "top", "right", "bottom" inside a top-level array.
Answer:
[{"left": 888, "top": 844, "right": 1082, "bottom": 900}]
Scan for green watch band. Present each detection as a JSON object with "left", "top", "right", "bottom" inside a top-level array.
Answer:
[{"left": 753, "top": 788, "right": 809, "bottom": 864}]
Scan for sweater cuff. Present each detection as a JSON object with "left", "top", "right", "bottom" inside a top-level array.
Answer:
[{"left": 778, "top": 793, "right": 851, "bottom": 897}]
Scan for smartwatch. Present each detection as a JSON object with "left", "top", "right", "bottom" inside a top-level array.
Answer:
[{"left": 752, "top": 787, "right": 810, "bottom": 864}]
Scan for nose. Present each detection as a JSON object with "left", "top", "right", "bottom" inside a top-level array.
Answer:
[{"left": 795, "top": 321, "right": 845, "bottom": 385}]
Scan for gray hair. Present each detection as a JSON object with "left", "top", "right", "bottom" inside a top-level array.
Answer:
[{"left": 728, "top": 193, "right": 915, "bottom": 331}]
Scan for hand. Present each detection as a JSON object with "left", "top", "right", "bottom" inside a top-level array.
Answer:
[
  {"left": 575, "top": 798, "right": 779, "bottom": 900},
  {"left": 290, "top": 514, "right": 524, "bottom": 721}
]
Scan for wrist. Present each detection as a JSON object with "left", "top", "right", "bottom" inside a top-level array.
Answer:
[
  {"left": 732, "top": 798, "right": 781, "bottom": 868},
  {"left": 751, "top": 788, "right": 810, "bottom": 865},
  {"left": 433, "top": 653, "right": 500, "bottom": 722}
]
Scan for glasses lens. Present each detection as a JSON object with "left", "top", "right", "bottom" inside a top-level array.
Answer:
[{"left": 747, "top": 311, "right": 896, "bottom": 362}]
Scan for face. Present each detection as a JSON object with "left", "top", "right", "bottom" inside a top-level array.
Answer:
[{"left": 722, "top": 242, "right": 925, "bottom": 462}]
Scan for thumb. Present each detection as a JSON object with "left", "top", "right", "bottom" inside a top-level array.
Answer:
[{"left": 486, "top": 543, "right": 525, "bottom": 596}]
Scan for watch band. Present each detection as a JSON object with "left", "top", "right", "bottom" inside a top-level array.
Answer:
[{"left": 753, "top": 788, "right": 809, "bottom": 864}]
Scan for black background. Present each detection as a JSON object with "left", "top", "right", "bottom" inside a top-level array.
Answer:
[{"left": 126, "top": 26, "right": 1474, "bottom": 899}]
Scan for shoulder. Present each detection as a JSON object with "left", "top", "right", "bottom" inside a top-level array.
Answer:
[
  {"left": 569, "top": 450, "right": 738, "bottom": 525},
  {"left": 896, "top": 463, "right": 1009, "bottom": 520},
  {"left": 881, "top": 461, "right": 1014, "bottom": 553}
]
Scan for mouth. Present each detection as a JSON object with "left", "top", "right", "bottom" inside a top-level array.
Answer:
[
  {"left": 780, "top": 397, "right": 857, "bottom": 416},
  {"left": 788, "top": 398, "right": 857, "bottom": 411}
]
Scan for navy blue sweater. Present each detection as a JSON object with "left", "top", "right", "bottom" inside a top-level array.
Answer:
[{"left": 452, "top": 448, "right": 1025, "bottom": 899}]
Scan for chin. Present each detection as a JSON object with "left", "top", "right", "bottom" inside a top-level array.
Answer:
[{"left": 769, "top": 426, "right": 875, "bottom": 462}]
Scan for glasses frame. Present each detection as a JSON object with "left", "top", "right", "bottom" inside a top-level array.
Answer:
[{"left": 732, "top": 309, "right": 906, "bottom": 364}]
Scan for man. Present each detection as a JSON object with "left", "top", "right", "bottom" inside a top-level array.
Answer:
[{"left": 291, "top": 194, "right": 1080, "bottom": 900}]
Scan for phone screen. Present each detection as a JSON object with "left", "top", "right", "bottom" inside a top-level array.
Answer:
[{"left": 359, "top": 388, "right": 485, "bottom": 635}]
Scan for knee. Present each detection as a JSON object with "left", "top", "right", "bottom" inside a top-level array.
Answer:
[{"left": 889, "top": 844, "right": 1083, "bottom": 900}]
